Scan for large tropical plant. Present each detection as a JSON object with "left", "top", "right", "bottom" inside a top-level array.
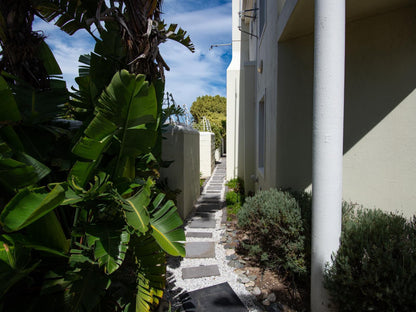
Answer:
[{"left": 0, "top": 1, "right": 192, "bottom": 310}]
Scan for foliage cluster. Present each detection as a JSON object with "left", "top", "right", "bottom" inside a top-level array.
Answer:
[
  {"left": 237, "top": 189, "right": 306, "bottom": 277},
  {"left": 0, "top": 1, "right": 193, "bottom": 311},
  {"left": 324, "top": 208, "right": 416, "bottom": 312},
  {"left": 225, "top": 178, "right": 245, "bottom": 219},
  {"left": 190, "top": 95, "right": 226, "bottom": 148}
]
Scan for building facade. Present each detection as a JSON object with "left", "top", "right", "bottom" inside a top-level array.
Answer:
[
  {"left": 226, "top": 0, "right": 416, "bottom": 310},
  {"left": 227, "top": 0, "right": 416, "bottom": 218}
]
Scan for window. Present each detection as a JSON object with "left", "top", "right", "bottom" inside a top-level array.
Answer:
[{"left": 258, "top": 97, "right": 265, "bottom": 170}]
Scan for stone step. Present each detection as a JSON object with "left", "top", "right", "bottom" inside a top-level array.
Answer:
[
  {"left": 186, "top": 232, "right": 213, "bottom": 238},
  {"left": 188, "top": 217, "right": 216, "bottom": 228},
  {"left": 181, "top": 282, "right": 248, "bottom": 312},
  {"left": 182, "top": 265, "right": 220, "bottom": 279},
  {"left": 185, "top": 242, "right": 215, "bottom": 258}
]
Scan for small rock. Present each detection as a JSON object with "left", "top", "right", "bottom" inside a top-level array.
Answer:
[
  {"left": 228, "top": 260, "right": 244, "bottom": 269},
  {"left": 267, "top": 293, "right": 277, "bottom": 303},
  {"left": 227, "top": 228, "right": 233, "bottom": 232},
  {"left": 226, "top": 249, "right": 235, "bottom": 256},
  {"left": 224, "top": 243, "right": 233, "bottom": 249},
  {"left": 245, "top": 281, "right": 255, "bottom": 287},
  {"left": 252, "top": 287, "right": 262, "bottom": 296},
  {"left": 234, "top": 269, "right": 245, "bottom": 275},
  {"left": 241, "top": 234, "right": 249, "bottom": 240},
  {"left": 248, "top": 275, "right": 257, "bottom": 281},
  {"left": 262, "top": 299, "right": 271, "bottom": 306},
  {"left": 239, "top": 259, "right": 246, "bottom": 264},
  {"left": 226, "top": 254, "right": 238, "bottom": 261},
  {"left": 237, "top": 275, "right": 250, "bottom": 283}
]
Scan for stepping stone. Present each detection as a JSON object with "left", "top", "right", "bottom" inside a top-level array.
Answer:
[
  {"left": 188, "top": 218, "right": 216, "bottom": 228},
  {"left": 186, "top": 232, "right": 213, "bottom": 238},
  {"left": 182, "top": 282, "right": 247, "bottom": 312},
  {"left": 207, "top": 186, "right": 223, "bottom": 191},
  {"left": 199, "top": 195, "right": 221, "bottom": 202},
  {"left": 196, "top": 203, "right": 220, "bottom": 212},
  {"left": 182, "top": 265, "right": 220, "bottom": 279},
  {"left": 194, "top": 211, "right": 215, "bottom": 219},
  {"left": 185, "top": 242, "right": 215, "bottom": 258}
]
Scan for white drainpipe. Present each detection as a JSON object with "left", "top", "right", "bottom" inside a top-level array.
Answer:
[{"left": 311, "top": 0, "right": 346, "bottom": 311}]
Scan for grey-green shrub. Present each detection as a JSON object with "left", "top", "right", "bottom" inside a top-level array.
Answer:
[
  {"left": 237, "top": 189, "right": 306, "bottom": 276},
  {"left": 324, "top": 208, "right": 416, "bottom": 312}
]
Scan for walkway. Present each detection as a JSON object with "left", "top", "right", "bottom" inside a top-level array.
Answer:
[{"left": 165, "top": 157, "right": 262, "bottom": 312}]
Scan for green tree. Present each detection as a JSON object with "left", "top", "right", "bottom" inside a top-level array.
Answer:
[{"left": 190, "top": 95, "right": 226, "bottom": 148}]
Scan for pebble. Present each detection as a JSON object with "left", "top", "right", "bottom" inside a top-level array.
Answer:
[
  {"left": 262, "top": 299, "right": 271, "bottom": 306},
  {"left": 267, "top": 293, "right": 276, "bottom": 303},
  {"left": 237, "top": 275, "right": 250, "bottom": 284},
  {"left": 226, "top": 254, "right": 238, "bottom": 261},
  {"left": 245, "top": 281, "right": 255, "bottom": 287},
  {"left": 226, "top": 249, "right": 235, "bottom": 256},
  {"left": 248, "top": 275, "right": 257, "bottom": 281},
  {"left": 228, "top": 260, "right": 244, "bottom": 269},
  {"left": 252, "top": 287, "right": 262, "bottom": 296}
]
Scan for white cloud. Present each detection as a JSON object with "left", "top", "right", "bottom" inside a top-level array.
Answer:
[{"left": 160, "top": 2, "right": 232, "bottom": 108}]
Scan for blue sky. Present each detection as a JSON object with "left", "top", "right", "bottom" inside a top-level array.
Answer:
[{"left": 33, "top": 0, "right": 232, "bottom": 109}]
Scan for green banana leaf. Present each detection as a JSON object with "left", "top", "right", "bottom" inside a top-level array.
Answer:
[
  {"left": 64, "top": 267, "right": 110, "bottom": 312},
  {"left": 85, "top": 224, "right": 130, "bottom": 275},
  {"left": 0, "top": 76, "right": 21, "bottom": 122},
  {"left": 25, "top": 211, "right": 70, "bottom": 254},
  {"left": 122, "top": 179, "right": 153, "bottom": 234},
  {"left": 149, "top": 195, "right": 185, "bottom": 257},
  {"left": 0, "top": 185, "right": 65, "bottom": 232},
  {"left": 131, "top": 235, "right": 166, "bottom": 312},
  {"left": 69, "top": 70, "right": 158, "bottom": 187}
]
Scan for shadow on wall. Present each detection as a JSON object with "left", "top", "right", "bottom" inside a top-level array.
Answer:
[{"left": 274, "top": 7, "right": 416, "bottom": 191}]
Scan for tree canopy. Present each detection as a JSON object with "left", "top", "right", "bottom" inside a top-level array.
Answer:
[{"left": 190, "top": 95, "right": 226, "bottom": 148}]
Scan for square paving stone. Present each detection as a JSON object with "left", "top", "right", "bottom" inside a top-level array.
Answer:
[
  {"left": 207, "top": 186, "right": 223, "bottom": 191},
  {"left": 196, "top": 203, "right": 220, "bottom": 212},
  {"left": 186, "top": 232, "right": 213, "bottom": 238},
  {"left": 185, "top": 242, "right": 215, "bottom": 258},
  {"left": 182, "top": 265, "right": 220, "bottom": 279},
  {"left": 188, "top": 218, "right": 216, "bottom": 228},
  {"left": 181, "top": 282, "right": 247, "bottom": 312}
]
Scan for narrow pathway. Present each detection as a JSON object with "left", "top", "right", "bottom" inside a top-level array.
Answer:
[{"left": 166, "top": 157, "right": 261, "bottom": 312}]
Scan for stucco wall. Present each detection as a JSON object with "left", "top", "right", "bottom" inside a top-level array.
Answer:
[
  {"left": 160, "top": 125, "right": 200, "bottom": 219},
  {"left": 199, "top": 131, "right": 215, "bottom": 178},
  {"left": 271, "top": 6, "right": 416, "bottom": 217}
]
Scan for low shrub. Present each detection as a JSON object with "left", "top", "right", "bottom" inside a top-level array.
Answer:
[
  {"left": 237, "top": 188, "right": 306, "bottom": 277},
  {"left": 324, "top": 208, "right": 416, "bottom": 312},
  {"left": 226, "top": 191, "right": 239, "bottom": 206}
]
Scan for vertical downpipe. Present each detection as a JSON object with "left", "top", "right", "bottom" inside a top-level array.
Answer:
[{"left": 311, "top": 1, "right": 346, "bottom": 311}]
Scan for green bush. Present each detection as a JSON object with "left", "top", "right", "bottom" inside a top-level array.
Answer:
[
  {"left": 226, "top": 191, "right": 239, "bottom": 206},
  {"left": 324, "top": 208, "right": 416, "bottom": 312},
  {"left": 237, "top": 189, "right": 306, "bottom": 276}
]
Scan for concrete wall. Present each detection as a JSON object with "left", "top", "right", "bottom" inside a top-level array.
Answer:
[
  {"left": 160, "top": 125, "right": 200, "bottom": 219},
  {"left": 199, "top": 131, "right": 215, "bottom": 178}
]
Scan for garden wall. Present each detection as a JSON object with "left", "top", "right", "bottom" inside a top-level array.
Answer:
[
  {"left": 199, "top": 131, "right": 215, "bottom": 178},
  {"left": 160, "top": 125, "right": 200, "bottom": 219}
]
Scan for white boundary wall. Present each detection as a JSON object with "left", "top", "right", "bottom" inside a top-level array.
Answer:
[
  {"left": 160, "top": 125, "right": 200, "bottom": 219},
  {"left": 199, "top": 131, "right": 215, "bottom": 179}
]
